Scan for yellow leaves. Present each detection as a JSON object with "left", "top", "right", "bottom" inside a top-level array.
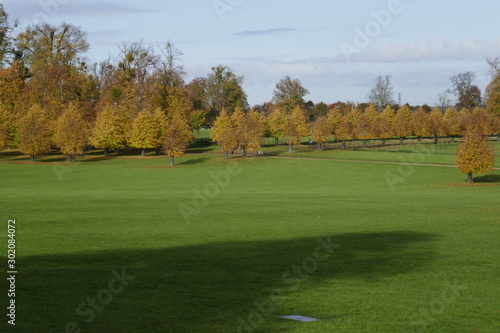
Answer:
[
  {"left": 130, "top": 108, "right": 165, "bottom": 150},
  {"left": 90, "top": 106, "right": 128, "bottom": 151},
  {"left": 310, "top": 116, "right": 332, "bottom": 147},
  {"left": 53, "top": 103, "right": 89, "bottom": 156},
  {"left": 457, "top": 132, "right": 495, "bottom": 180},
  {"left": 163, "top": 112, "right": 193, "bottom": 161},
  {"left": 18, "top": 104, "right": 52, "bottom": 159},
  {"left": 211, "top": 109, "right": 238, "bottom": 154},
  {"left": 285, "top": 106, "right": 309, "bottom": 148}
]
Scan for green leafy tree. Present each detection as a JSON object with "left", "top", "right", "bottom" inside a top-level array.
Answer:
[{"left": 273, "top": 76, "right": 309, "bottom": 112}]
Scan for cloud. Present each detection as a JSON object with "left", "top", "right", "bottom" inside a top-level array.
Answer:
[
  {"left": 342, "top": 38, "right": 500, "bottom": 63},
  {"left": 5, "top": 0, "right": 149, "bottom": 25},
  {"left": 233, "top": 28, "right": 297, "bottom": 37}
]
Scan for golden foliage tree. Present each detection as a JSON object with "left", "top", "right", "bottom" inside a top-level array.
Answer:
[
  {"left": 90, "top": 106, "right": 128, "bottom": 156},
  {"left": 267, "top": 107, "right": 286, "bottom": 146},
  {"left": 378, "top": 105, "right": 395, "bottom": 146},
  {"left": 130, "top": 108, "right": 166, "bottom": 156},
  {"left": 211, "top": 109, "right": 238, "bottom": 159},
  {"left": 0, "top": 102, "right": 11, "bottom": 150},
  {"left": 411, "top": 107, "right": 431, "bottom": 144},
  {"left": 163, "top": 113, "right": 193, "bottom": 165},
  {"left": 457, "top": 132, "right": 495, "bottom": 183},
  {"left": 394, "top": 105, "right": 413, "bottom": 144},
  {"left": 284, "top": 106, "right": 309, "bottom": 153},
  {"left": 310, "top": 115, "right": 332, "bottom": 150},
  {"left": 443, "top": 107, "right": 460, "bottom": 142},
  {"left": 53, "top": 103, "right": 89, "bottom": 162},
  {"left": 428, "top": 108, "right": 445, "bottom": 144},
  {"left": 18, "top": 105, "right": 52, "bottom": 162},
  {"left": 232, "top": 108, "right": 266, "bottom": 156}
]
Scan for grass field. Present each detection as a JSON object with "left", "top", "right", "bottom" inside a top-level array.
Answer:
[{"left": 1, "top": 145, "right": 499, "bottom": 332}]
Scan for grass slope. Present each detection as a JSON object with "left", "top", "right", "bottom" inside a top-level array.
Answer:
[{"left": 0, "top": 150, "right": 499, "bottom": 332}]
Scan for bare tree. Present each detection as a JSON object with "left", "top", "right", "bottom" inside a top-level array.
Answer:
[
  {"left": 437, "top": 90, "right": 453, "bottom": 112},
  {"left": 368, "top": 75, "right": 394, "bottom": 112}
]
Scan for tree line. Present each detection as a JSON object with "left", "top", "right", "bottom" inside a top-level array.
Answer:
[{"left": 0, "top": 6, "right": 498, "bottom": 167}]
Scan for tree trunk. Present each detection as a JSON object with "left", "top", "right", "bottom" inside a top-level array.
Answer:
[
  {"left": 451, "top": 137, "right": 455, "bottom": 144},
  {"left": 434, "top": 135, "right": 438, "bottom": 144},
  {"left": 275, "top": 137, "right": 279, "bottom": 146},
  {"left": 288, "top": 144, "right": 293, "bottom": 153},
  {"left": 399, "top": 137, "right": 404, "bottom": 145},
  {"left": 317, "top": 144, "right": 322, "bottom": 151},
  {"left": 223, "top": 151, "right": 228, "bottom": 160},
  {"left": 363, "top": 140, "right": 367, "bottom": 149},
  {"left": 104, "top": 149, "right": 108, "bottom": 157},
  {"left": 418, "top": 137, "right": 422, "bottom": 145},
  {"left": 156, "top": 147, "right": 161, "bottom": 155},
  {"left": 467, "top": 173, "right": 473, "bottom": 183},
  {"left": 141, "top": 149, "right": 146, "bottom": 157},
  {"left": 169, "top": 156, "right": 175, "bottom": 166},
  {"left": 67, "top": 155, "right": 73, "bottom": 163},
  {"left": 342, "top": 141, "right": 346, "bottom": 150},
  {"left": 382, "top": 139, "right": 386, "bottom": 147},
  {"left": 30, "top": 155, "right": 35, "bottom": 162}
]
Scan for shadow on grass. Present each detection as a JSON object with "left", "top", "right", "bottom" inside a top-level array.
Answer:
[
  {"left": 15, "top": 231, "right": 436, "bottom": 333},
  {"left": 473, "top": 174, "right": 500, "bottom": 183},
  {"left": 179, "top": 157, "right": 210, "bottom": 165}
]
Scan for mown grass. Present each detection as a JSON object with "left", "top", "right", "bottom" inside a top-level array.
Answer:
[{"left": 0, "top": 148, "right": 499, "bottom": 332}]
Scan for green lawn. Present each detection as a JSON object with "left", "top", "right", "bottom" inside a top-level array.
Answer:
[{"left": 1, "top": 149, "right": 499, "bottom": 332}]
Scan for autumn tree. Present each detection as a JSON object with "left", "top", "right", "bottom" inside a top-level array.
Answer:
[
  {"left": 273, "top": 76, "right": 309, "bottom": 112},
  {"left": 53, "top": 103, "right": 88, "bottom": 162},
  {"left": 394, "top": 105, "right": 413, "bottom": 144},
  {"left": 368, "top": 75, "right": 394, "bottom": 112},
  {"left": 130, "top": 108, "right": 166, "bottom": 156},
  {"left": 231, "top": 108, "right": 266, "bottom": 156},
  {"left": 211, "top": 109, "right": 238, "bottom": 159},
  {"left": 284, "top": 106, "right": 309, "bottom": 153},
  {"left": 267, "top": 107, "right": 286, "bottom": 146},
  {"left": 90, "top": 106, "right": 128, "bottom": 156},
  {"left": 378, "top": 105, "right": 395, "bottom": 146},
  {"left": 443, "top": 107, "right": 460, "bottom": 142},
  {"left": 310, "top": 116, "right": 332, "bottom": 150},
  {"left": 428, "top": 108, "right": 445, "bottom": 144},
  {"left": 411, "top": 107, "right": 431, "bottom": 144},
  {"left": 162, "top": 113, "right": 193, "bottom": 166},
  {"left": 486, "top": 58, "right": 500, "bottom": 119},
  {"left": 18, "top": 105, "right": 52, "bottom": 162},
  {"left": 457, "top": 132, "right": 495, "bottom": 183},
  {"left": 0, "top": 103, "right": 8, "bottom": 150}
]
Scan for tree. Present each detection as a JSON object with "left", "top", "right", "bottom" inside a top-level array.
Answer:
[
  {"left": 90, "top": 106, "right": 128, "bottom": 156},
  {"left": 456, "top": 132, "right": 495, "bottom": 183},
  {"left": 378, "top": 105, "right": 395, "bottom": 146},
  {"left": 368, "top": 75, "right": 394, "bottom": 112},
  {"left": 232, "top": 108, "right": 266, "bottom": 156},
  {"left": 191, "top": 109, "right": 206, "bottom": 134},
  {"left": 411, "top": 107, "right": 431, "bottom": 144},
  {"left": 162, "top": 113, "right": 193, "bottom": 166},
  {"left": 428, "top": 108, "right": 445, "bottom": 144},
  {"left": 284, "top": 106, "right": 309, "bottom": 153},
  {"left": 310, "top": 102, "right": 328, "bottom": 121},
  {"left": 443, "top": 107, "right": 460, "bottom": 142},
  {"left": 53, "top": 103, "right": 88, "bottom": 162},
  {"left": 437, "top": 90, "right": 453, "bottom": 113},
  {"left": 273, "top": 76, "right": 309, "bottom": 112},
  {"left": 18, "top": 105, "right": 52, "bottom": 161},
  {"left": 206, "top": 65, "right": 248, "bottom": 122},
  {"left": 394, "top": 104, "right": 413, "bottom": 144},
  {"left": 15, "top": 23, "right": 89, "bottom": 73},
  {"left": 267, "top": 107, "right": 286, "bottom": 146},
  {"left": 130, "top": 108, "right": 166, "bottom": 156},
  {"left": 211, "top": 109, "right": 238, "bottom": 159},
  {"left": 450, "top": 72, "right": 482, "bottom": 109},
  {"left": 310, "top": 116, "right": 332, "bottom": 150},
  {"left": 0, "top": 4, "right": 14, "bottom": 67},
  {"left": 485, "top": 58, "right": 500, "bottom": 119}
]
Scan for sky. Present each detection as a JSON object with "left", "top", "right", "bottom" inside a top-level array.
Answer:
[{"left": 3, "top": 0, "right": 500, "bottom": 107}]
